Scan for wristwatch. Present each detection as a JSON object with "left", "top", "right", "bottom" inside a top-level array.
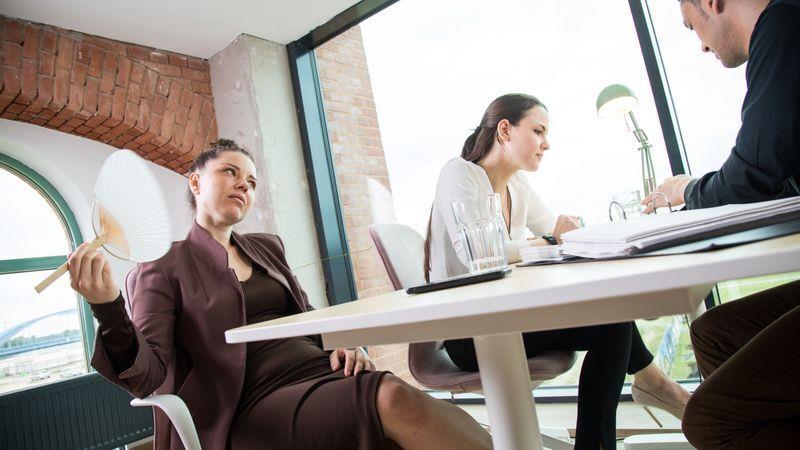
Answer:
[{"left": 542, "top": 234, "right": 558, "bottom": 245}]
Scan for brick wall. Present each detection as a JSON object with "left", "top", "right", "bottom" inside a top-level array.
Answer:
[
  {"left": 316, "top": 27, "right": 416, "bottom": 384},
  {"left": 0, "top": 15, "right": 217, "bottom": 174}
]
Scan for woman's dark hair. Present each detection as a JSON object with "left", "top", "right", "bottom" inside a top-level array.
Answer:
[
  {"left": 423, "top": 94, "right": 547, "bottom": 281},
  {"left": 187, "top": 138, "right": 254, "bottom": 210}
]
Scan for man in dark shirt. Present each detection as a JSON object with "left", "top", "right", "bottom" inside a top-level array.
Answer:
[
  {"left": 643, "top": 0, "right": 800, "bottom": 211},
  {"left": 645, "top": 1, "right": 800, "bottom": 449}
]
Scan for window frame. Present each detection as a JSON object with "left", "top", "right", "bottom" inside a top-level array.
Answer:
[
  {"left": 0, "top": 152, "right": 95, "bottom": 373},
  {"left": 289, "top": 0, "right": 694, "bottom": 303},
  {"left": 287, "top": 0, "right": 399, "bottom": 305},
  {"left": 630, "top": 0, "right": 692, "bottom": 176},
  {"left": 288, "top": 0, "right": 708, "bottom": 396}
]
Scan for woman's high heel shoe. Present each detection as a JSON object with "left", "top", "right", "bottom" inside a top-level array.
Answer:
[{"left": 631, "top": 383, "right": 686, "bottom": 428}]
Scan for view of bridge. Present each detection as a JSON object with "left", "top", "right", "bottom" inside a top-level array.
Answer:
[
  {"left": 0, "top": 309, "right": 81, "bottom": 358},
  {"left": 0, "top": 309, "right": 87, "bottom": 394}
]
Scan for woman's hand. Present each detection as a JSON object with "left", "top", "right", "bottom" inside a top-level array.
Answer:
[
  {"left": 552, "top": 215, "right": 582, "bottom": 243},
  {"left": 330, "top": 347, "right": 375, "bottom": 376},
  {"left": 68, "top": 242, "right": 120, "bottom": 304}
]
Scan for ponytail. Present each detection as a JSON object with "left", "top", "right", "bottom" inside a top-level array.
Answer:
[{"left": 461, "top": 127, "right": 482, "bottom": 161}]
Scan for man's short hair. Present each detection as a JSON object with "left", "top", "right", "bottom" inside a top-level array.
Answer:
[{"left": 678, "top": 0, "right": 707, "bottom": 19}]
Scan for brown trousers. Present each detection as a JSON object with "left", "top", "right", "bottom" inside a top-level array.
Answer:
[{"left": 682, "top": 279, "right": 800, "bottom": 449}]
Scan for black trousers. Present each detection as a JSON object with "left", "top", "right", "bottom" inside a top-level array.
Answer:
[
  {"left": 445, "top": 322, "right": 653, "bottom": 450},
  {"left": 682, "top": 279, "right": 800, "bottom": 449}
]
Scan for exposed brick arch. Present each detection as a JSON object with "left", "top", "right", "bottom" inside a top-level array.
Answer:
[{"left": 0, "top": 15, "right": 217, "bottom": 174}]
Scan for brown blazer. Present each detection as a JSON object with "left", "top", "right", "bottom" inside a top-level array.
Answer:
[{"left": 91, "top": 222, "right": 321, "bottom": 450}]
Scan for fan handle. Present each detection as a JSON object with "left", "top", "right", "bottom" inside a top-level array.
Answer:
[{"left": 35, "top": 235, "right": 107, "bottom": 294}]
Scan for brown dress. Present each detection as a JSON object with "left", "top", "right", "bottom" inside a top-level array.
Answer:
[
  {"left": 228, "top": 268, "right": 389, "bottom": 450},
  {"left": 92, "top": 265, "right": 389, "bottom": 450}
]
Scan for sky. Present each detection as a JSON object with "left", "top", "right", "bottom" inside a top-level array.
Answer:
[
  {"left": 360, "top": 0, "right": 746, "bottom": 234},
  {"left": 0, "top": 169, "right": 79, "bottom": 332}
]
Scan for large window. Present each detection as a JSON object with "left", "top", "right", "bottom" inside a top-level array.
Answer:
[
  {"left": 0, "top": 154, "right": 92, "bottom": 395},
  {"left": 298, "top": 0, "right": 797, "bottom": 390},
  {"left": 356, "top": 0, "right": 695, "bottom": 384},
  {"left": 362, "top": 0, "right": 674, "bottom": 231}
]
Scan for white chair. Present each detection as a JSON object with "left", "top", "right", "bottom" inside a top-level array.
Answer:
[
  {"left": 130, "top": 395, "right": 201, "bottom": 450},
  {"left": 369, "top": 223, "right": 576, "bottom": 449}
]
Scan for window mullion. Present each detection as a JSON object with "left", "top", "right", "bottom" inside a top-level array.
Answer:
[{"left": 0, "top": 255, "right": 67, "bottom": 275}]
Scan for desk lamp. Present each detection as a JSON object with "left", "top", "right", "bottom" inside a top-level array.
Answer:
[{"left": 596, "top": 84, "right": 657, "bottom": 196}]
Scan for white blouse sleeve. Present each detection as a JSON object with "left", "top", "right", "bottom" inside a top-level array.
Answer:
[
  {"left": 433, "top": 161, "right": 481, "bottom": 266},
  {"left": 525, "top": 183, "right": 557, "bottom": 236},
  {"left": 501, "top": 178, "right": 554, "bottom": 264}
]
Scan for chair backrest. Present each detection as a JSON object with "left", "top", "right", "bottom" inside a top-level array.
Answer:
[
  {"left": 369, "top": 223, "right": 468, "bottom": 388},
  {"left": 370, "top": 223, "right": 578, "bottom": 393},
  {"left": 368, "top": 223, "right": 426, "bottom": 290},
  {"left": 123, "top": 266, "right": 139, "bottom": 315}
]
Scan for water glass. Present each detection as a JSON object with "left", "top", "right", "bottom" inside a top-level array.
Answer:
[
  {"left": 609, "top": 190, "right": 643, "bottom": 222},
  {"left": 451, "top": 193, "right": 507, "bottom": 274}
]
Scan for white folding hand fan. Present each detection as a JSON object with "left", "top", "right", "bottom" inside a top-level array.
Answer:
[{"left": 35, "top": 150, "right": 172, "bottom": 293}]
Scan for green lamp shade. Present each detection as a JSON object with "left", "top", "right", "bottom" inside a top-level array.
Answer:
[{"left": 596, "top": 84, "right": 638, "bottom": 118}]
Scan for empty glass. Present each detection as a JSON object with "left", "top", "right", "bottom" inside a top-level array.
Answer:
[
  {"left": 451, "top": 193, "right": 508, "bottom": 274},
  {"left": 609, "top": 190, "right": 674, "bottom": 221},
  {"left": 609, "top": 190, "right": 643, "bottom": 222}
]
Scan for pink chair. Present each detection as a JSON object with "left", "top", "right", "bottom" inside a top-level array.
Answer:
[{"left": 369, "top": 223, "right": 577, "bottom": 448}]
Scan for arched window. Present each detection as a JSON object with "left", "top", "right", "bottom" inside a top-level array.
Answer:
[{"left": 0, "top": 153, "right": 93, "bottom": 395}]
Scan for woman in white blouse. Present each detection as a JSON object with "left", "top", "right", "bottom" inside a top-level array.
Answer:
[{"left": 425, "top": 94, "right": 690, "bottom": 450}]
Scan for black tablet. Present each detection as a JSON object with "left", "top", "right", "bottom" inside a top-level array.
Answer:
[{"left": 406, "top": 267, "right": 512, "bottom": 294}]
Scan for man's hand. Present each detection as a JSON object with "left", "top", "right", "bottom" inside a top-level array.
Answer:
[
  {"left": 641, "top": 175, "right": 695, "bottom": 214},
  {"left": 67, "top": 242, "right": 120, "bottom": 304},
  {"left": 330, "top": 347, "right": 375, "bottom": 376}
]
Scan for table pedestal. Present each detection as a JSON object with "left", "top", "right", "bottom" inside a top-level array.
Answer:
[{"left": 474, "top": 332, "right": 542, "bottom": 450}]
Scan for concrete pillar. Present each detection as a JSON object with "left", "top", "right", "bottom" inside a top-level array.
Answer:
[{"left": 210, "top": 35, "right": 326, "bottom": 308}]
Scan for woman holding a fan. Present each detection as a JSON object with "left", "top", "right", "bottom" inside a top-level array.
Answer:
[{"left": 67, "top": 139, "right": 491, "bottom": 450}]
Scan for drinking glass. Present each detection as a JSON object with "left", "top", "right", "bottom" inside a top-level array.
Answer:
[
  {"left": 609, "top": 190, "right": 643, "bottom": 222},
  {"left": 451, "top": 193, "right": 508, "bottom": 274}
]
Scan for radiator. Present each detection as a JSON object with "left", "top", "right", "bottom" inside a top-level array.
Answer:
[{"left": 0, "top": 372, "right": 153, "bottom": 450}]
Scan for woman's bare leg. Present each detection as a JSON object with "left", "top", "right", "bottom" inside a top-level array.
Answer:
[{"left": 376, "top": 374, "right": 492, "bottom": 450}]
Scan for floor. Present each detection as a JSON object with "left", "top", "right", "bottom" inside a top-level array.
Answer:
[
  {"left": 125, "top": 400, "right": 684, "bottom": 450},
  {"left": 457, "top": 400, "right": 684, "bottom": 449}
]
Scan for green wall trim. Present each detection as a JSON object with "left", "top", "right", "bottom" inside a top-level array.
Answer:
[{"left": 287, "top": 47, "right": 359, "bottom": 305}]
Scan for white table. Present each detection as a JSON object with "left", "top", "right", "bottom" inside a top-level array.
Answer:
[{"left": 226, "top": 233, "right": 800, "bottom": 450}]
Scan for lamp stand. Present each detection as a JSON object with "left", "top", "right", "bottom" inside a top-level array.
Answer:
[{"left": 626, "top": 111, "right": 657, "bottom": 196}]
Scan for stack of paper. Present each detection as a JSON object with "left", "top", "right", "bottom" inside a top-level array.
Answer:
[
  {"left": 520, "top": 245, "right": 567, "bottom": 263},
  {"left": 561, "top": 197, "right": 800, "bottom": 259}
]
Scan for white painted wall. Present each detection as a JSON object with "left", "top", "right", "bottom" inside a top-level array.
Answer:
[
  {"left": 210, "top": 35, "right": 327, "bottom": 308},
  {"left": 0, "top": 119, "right": 193, "bottom": 297}
]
